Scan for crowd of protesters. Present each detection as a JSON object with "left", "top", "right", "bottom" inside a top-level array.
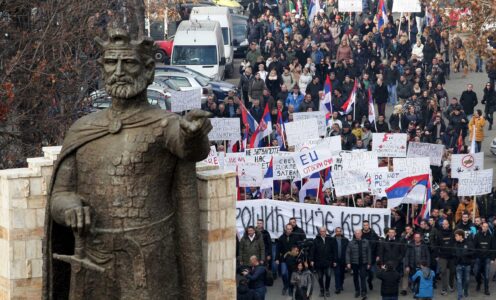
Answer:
[{"left": 229, "top": 0, "right": 496, "bottom": 299}]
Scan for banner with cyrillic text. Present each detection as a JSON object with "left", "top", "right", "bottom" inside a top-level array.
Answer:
[
  {"left": 293, "top": 148, "right": 334, "bottom": 177},
  {"left": 457, "top": 169, "right": 493, "bottom": 196},
  {"left": 208, "top": 118, "right": 241, "bottom": 141},
  {"left": 407, "top": 142, "right": 444, "bottom": 166},
  {"left": 236, "top": 199, "right": 390, "bottom": 239}
]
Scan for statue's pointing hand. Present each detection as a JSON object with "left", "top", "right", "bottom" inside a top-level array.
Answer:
[
  {"left": 180, "top": 109, "right": 213, "bottom": 138},
  {"left": 64, "top": 206, "right": 91, "bottom": 236}
]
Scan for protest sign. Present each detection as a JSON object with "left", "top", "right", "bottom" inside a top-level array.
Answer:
[
  {"left": 338, "top": 0, "right": 363, "bottom": 12},
  {"left": 293, "top": 148, "right": 334, "bottom": 177},
  {"left": 392, "top": 0, "right": 421, "bottom": 12},
  {"left": 237, "top": 162, "right": 263, "bottom": 187},
  {"left": 245, "top": 147, "right": 279, "bottom": 170},
  {"left": 339, "top": 151, "right": 378, "bottom": 171},
  {"left": 407, "top": 142, "right": 445, "bottom": 166},
  {"left": 450, "top": 152, "right": 484, "bottom": 178},
  {"left": 273, "top": 155, "right": 301, "bottom": 180},
  {"left": 208, "top": 118, "right": 241, "bottom": 141},
  {"left": 284, "top": 118, "right": 320, "bottom": 146},
  {"left": 199, "top": 146, "right": 219, "bottom": 167},
  {"left": 393, "top": 157, "right": 431, "bottom": 175},
  {"left": 372, "top": 133, "right": 408, "bottom": 157},
  {"left": 332, "top": 170, "right": 369, "bottom": 196},
  {"left": 169, "top": 88, "right": 202, "bottom": 112},
  {"left": 457, "top": 169, "right": 493, "bottom": 196},
  {"left": 293, "top": 111, "right": 327, "bottom": 136},
  {"left": 369, "top": 171, "right": 405, "bottom": 197},
  {"left": 295, "top": 136, "right": 342, "bottom": 153},
  {"left": 236, "top": 199, "right": 390, "bottom": 239},
  {"left": 224, "top": 153, "right": 251, "bottom": 171}
]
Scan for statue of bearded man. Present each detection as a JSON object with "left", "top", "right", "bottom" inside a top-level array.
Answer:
[{"left": 42, "top": 28, "right": 211, "bottom": 300}]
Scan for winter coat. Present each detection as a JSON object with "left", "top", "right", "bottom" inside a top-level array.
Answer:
[
  {"left": 236, "top": 284, "right": 258, "bottom": 300},
  {"left": 249, "top": 79, "right": 266, "bottom": 101},
  {"left": 331, "top": 236, "right": 349, "bottom": 264},
  {"left": 285, "top": 92, "right": 304, "bottom": 112},
  {"left": 346, "top": 238, "right": 372, "bottom": 265},
  {"left": 459, "top": 90, "right": 478, "bottom": 116},
  {"left": 482, "top": 88, "right": 496, "bottom": 114},
  {"left": 377, "top": 269, "right": 401, "bottom": 297},
  {"left": 238, "top": 74, "right": 254, "bottom": 94},
  {"left": 411, "top": 267, "right": 435, "bottom": 298},
  {"left": 468, "top": 116, "right": 485, "bottom": 142},
  {"left": 311, "top": 235, "right": 335, "bottom": 268},
  {"left": 265, "top": 76, "right": 282, "bottom": 98},
  {"left": 378, "top": 237, "right": 405, "bottom": 265},
  {"left": 384, "top": 66, "right": 399, "bottom": 86},
  {"left": 453, "top": 238, "right": 474, "bottom": 266},
  {"left": 435, "top": 228, "right": 454, "bottom": 259},
  {"left": 374, "top": 83, "right": 389, "bottom": 104},
  {"left": 396, "top": 81, "right": 413, "bottom": 100},
  {"left": 336, "top": 44, "right": 353, "bottom": 63},
  {"left": 474, "top": 231, "right": 496, "bottom": 259},
  {"left": 276, "top": 233, "right": 298, "bottom": 261},
  {"left": 281, "top": 73, "right": 294, "bottom": 90},
  {"left": 291, "top": 269, "right": 313, "bottom": 299},
  {"left": 455, "top": 201, "right": 480, "bottom": 223},
  {"left": 246, "top": 264, "right": 266, "bottom": 289},
  {"left": 298, "top": 74, "right": 312, "bottom": 95},
  {"left": 239, "top": 231, "right": 265, "bottom": 265},
  {"left": 404, "top": 242, "right": 430, "bottom": 269}
]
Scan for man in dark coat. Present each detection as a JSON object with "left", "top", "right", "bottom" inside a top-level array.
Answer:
[
  {"left": 346, "top": 229, "right": 372, "bottom": 298},
  {"left": 376, "top": 262, "right": 401, "bottom": 300},
  {"left": 402, "top": 232, "right": 430, "bottom": 296},
  {"left": 435, "top": 219, "right": 455, "bottom": 295},
  {"left": 378, "top": 228, "right": 405, "bottom": 271},
  {"left": 362, "top": 220, "right": 380, "bottom": 291},
  {"left": 473, "top": 222, "right": 495, "bottom": 295},
  {"left": 311, "top": 227, "right": 335, "bottom": 297},
  {"left": 453, "top": 229, "right": 474, "bottom": 299},
  {"left": 289, "top": 217, "right": 307, "bottom": 242},
  {"left": 331, "top": 227, "right": 349, "bottom": 294},
  {"left": 459, "top": 84, "right": 478, "bottom": 118}
]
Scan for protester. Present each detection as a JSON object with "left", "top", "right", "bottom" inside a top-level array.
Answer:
[
  {"left": 242, "top": 256, "right": 267, "bottom": 300},
  {"left": 453, "top": 229, "right": 474, "bottom": 300},
  {"left": 346, "top": 229, "right": 372, "bottom": 299},
  {"left": 311, "top": 226, "right": 334, "bottom": 297},
  {"left": 290, "top": 261, "right": 313, "bottom": 300},
  {"left": 376, "top": 261, "right": 401, "bottom": 300},
  {"left": 411, "top": 260, "right": 435, "bottom": 300}
]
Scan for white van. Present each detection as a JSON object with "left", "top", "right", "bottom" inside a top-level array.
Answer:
[
  {"left": 171, "top": 20, "right": 226, "bottom": 81},
  {"left": 190, "top": 6, "right": 234, "bottom": 77}
]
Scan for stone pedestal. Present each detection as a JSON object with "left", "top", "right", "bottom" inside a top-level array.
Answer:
[{"left": 0, "top": 147, "right": 237, "bottom": 300}]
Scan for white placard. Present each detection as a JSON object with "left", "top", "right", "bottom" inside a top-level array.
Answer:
[
  {"left": 458, "top": 169, "right": 493, "bottom": 196},
  {"left": 293, "top": 111, "right": 327, "bottom": 136},
  {"left": 450, "top": 152, "right": 485, "bottom": 178},
  {"left": 284, "top": 119, "right": 320, "bottom": 146},
  {"left": 372, "top": 133, "right": 408, "bottom": 157},
  {"left": 394, "top": 157, "right": 431, "bottom": 175},
  {"left": 169, "top": 88, "right": 202, "bottom": 112},
  {"left": 295, "top": 136, "right": 342, "bottom": 153},
  {"left": 338, "top": 0, "right": 363, "bottom": 12},
  {"left": 339, "top": 151, "right": 378, "bottom": 171},
  {"left": 369, "top": 171, "right": 405, "bottom": 197},
  {"left": 407, "top": 142, "right": 445, "bottom": 167},
  {"left": 208, "top": 118, "right": 241, "bottom": 141},
  {"left": 236, "top": 199, "right": 390, "bottom": 239},
  {"left": 245, "top": 147, "right": 279, "bottom": 171},
  {"left": 332, "top": 170, "right": 369, "bottom": 196},
  {"left": 293, "top": 148, "right": 334, "bottom": 177},
  {"left": 199, "top": 146, "right": 219, "bottom": 166},
  {"left": 237, "top": 162, "right": 263, "bottom": 187},
  {"left": 224, "top": 152, "right": 251, "bottom": 171},
  {"left": 392, "top": 0, "right": 421, "bottom": 12},
  {"left": 273, "top": 155, "right": 301, "bottom": 180}
]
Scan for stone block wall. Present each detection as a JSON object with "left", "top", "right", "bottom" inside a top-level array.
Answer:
[
  {"left": 0, "top": 147, "right": 237, "bottom": 300},
  {"left": 0, "top": 146, "right": 61, "bottom": 300}
]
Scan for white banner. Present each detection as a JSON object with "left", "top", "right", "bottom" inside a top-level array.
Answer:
[
  {"left": 293, "top": 111, "right": 327, "bottom": 136},
  {"left": 394, "top": 157, "right": 430, "bottom": 175},
  {"left": 236, "top": 199, "right": 390, "bottom": 239},
  {"left": 338, "top": 0, "right": 363, "bottom": 12},
  {"left": 392, "top": 0, "right": 421, "bottom": 12},
  {"left": 458, "top": 169, "right": 493, "bottom": 196},
  {"left": 295, "top": 136, "right": 342, "bottom": 153},
  {"left": 245, "top": 147, "right": 279, "bottom": 171},
  {"left": 273, "top": 155, "right": 301, "bottom": 180},
  {"left": 169, "top": 88, "right": 202, "bottom": 112},
  {"left": 407, "top": 142, "right": 445, "bottom": 166},
  {"left": 237, "top": 162, "right": 263, "bottom": 187},
  {"left": 285, "top": 118, "right": 320, "bottom": 146},
  {"left": 450, "top": 152, "right": 484, "bottom": 178},
  {"left": 372, "top": 133, "right": 408, "bottom": 157},
  {"left": 332, "top": 170, "right": 369, "bottom": 196},
  {"left": 208, "top": 118, "right": 241, "bottom": 141},
  {"left": 293, "top": 148, "right": 334, "bottom": 177}
]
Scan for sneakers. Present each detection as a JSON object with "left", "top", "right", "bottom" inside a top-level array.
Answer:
[
  {"left": 335, "top": 289, "right": 341, "bottom": 294},
  {"left": 449, "top": 285, "right": 455, "bottom": 292},
  {"left": 400, "top": 290, "right": 407, "bottom": 296},
  {"left": 441, "top": 290, "right": 447, "bottom": 296},
  {"left": 281, "top": 288, "right": 287, "bottom": 296},
  {"left": 325, "top": 290, "right": 331, "bottom": 297},
  {"left": 485, "top": 290, "right": 491, "bottom": 296}
]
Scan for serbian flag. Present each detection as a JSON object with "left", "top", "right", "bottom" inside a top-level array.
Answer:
[
  {"left": 241, "top": 104, "right": 259, "bottom": 133},
  {"left": 415, "top": 180, "right": 432, "bottom": 225},
  {"left": 340, "top": 79, "right": 358, "bottom": 114},
  {"left": 260, "top": 158, "right": 274, "bottom": 192},
  {"left": 275, "top": 109, "right": 286, "bottom": 150},
  {"left": 377, "top": 0, "right": 388, "bottom": 30},
  {"left": 308, "top": 0, "right": 320, "bottom": 22},
  {"left": 368, "top": 87, "right": 376, "bottom": 124},
  {"left": 385, "top": 174, "right": 430, "bottom": 208},
  {"left": 322, "top": 74, "right": 333, "bottom": 113},
  {"left": 456, "top": 129, "right": 464, "bottom": 154},
  {"left": 470, "top": 124, "right": 477, "bottom": 154},
  {"left": 299, "top": 172, "right": 321, "bottom": 203},
  {"left": 249, "top": 104, "right": 272, "bottom": 148}
]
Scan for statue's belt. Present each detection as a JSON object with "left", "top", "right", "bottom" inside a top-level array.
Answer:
[{"left": 87, "top": 212, "right": 175, "bottom": 288}]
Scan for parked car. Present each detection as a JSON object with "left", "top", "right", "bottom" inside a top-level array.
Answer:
[
  {"left": 232, "top": 14, "right": 248, "bottom": 58},
  {"left": 156, "top": 66, "right": 237, "bottom": 100},
  {"left": 154, "top": 36, "right": 174, "bottom": 63},
  {"left": 491, "top": 136, "right": 496, "bottom": 155},
  {"left": 155, "top": 71, "right": 213, "bottom": 103}
]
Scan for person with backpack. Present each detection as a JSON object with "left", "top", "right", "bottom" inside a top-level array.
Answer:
[
  {"left": 291, "top": 261, "right": 313, "bottom": 300},
  {"left": 411, "top": 261, "right": 435, "bottom": 300},
  {"left": 242, "top": 255, "right": 267, "bottom": 300},
  {"left": 376, "top": 261, "right": 401, "bottom": 300}
]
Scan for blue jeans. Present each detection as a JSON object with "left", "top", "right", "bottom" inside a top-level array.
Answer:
[
  {"left": 253, "top": 286, "right": 267, "bottom": 300},
  {"left": 280, "top": 262, "right": 289, "bottom": 289},
  {"left": 387, "top": 84, "right": 397, "bottom": 105},
  {"left": 474, "top": 258, "right": 491, "bottom": 291},
  {"left": 456, "top": 265, "right": 470, "bottom": 298},
  {"left": 382, "top": 297, "right": 398, "bottom": 300}
]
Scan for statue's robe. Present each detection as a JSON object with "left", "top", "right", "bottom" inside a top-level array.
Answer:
[{"left": 42, "top": 105, "right": 210, "bottom": 300}]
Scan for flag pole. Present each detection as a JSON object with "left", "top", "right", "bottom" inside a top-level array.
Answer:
[
  {"left": 407, "top": 204, "right": 410, "bottom": 225},
  {"left": 279, "top": 180, "right": 283, "bottom": 199},
  {"left": 472, "top": 195, "right": 477, "bottom": 222}
]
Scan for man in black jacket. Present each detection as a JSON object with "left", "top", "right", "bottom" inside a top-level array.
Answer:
[
  {"left": 376, "top": 262, "right": 401, "bottom": 300},
  {"left": 402, "top": 232, "right": 430, "bottom": 296},
  {"left": 276, "top": 224, "right": 298, "bottom": 295},
  {"left": 362, "top": 220, "right": 379, "bottom": 291},
  {"left": 311, "top": 227, "right": 335, "bottom": 297},
  {"left": 459, "top": 84, "right": 478, "bottom": 119},
  {"left": 378, "top": 228, "right": 405, "bottom": 272},
  {"left": 473, "top": 222, "right": 495, "bottom": 295},
  {"left": 289, "top": 217, "right": 307, "bottom": 242},
  {"left": 331, "top": 227, "right": 349, "bottom": 294},
  {"left": 238, "top": 67, "right": 254, "bottom": 108},
  {"left": 242, "top": 255, "right": 267, "bottom": 300},
  {"left": 453, "top": 229, "right": 474, "bottom": 299},
  {"left": 435, "top": 219, "right": 455, "bottom": 295},
  {"left": 256, "top": 219, "right": 272, "bottom": 266},
  {"left": 346, "top": 229, "right": 372, "bottom": 298}
]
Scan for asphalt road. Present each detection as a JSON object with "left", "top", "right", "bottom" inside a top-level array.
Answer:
[{"left": 225, "top": 59, "right": 496, "bottom": 186}]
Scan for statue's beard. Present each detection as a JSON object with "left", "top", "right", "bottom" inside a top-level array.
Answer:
[{"left": 105, "top": 75, "right": 148, "bottom": 99}]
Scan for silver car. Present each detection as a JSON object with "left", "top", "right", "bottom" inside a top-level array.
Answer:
[
  {"left": 491, "top": 137, "right": 496, "bottom": 155},
  {"left": 154, "top": 71, "right": 213, "bottom": 103}
]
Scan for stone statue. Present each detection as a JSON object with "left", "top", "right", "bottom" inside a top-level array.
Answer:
[{"left": 42, "top": 28, "right": 212, "bottom": 300}]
